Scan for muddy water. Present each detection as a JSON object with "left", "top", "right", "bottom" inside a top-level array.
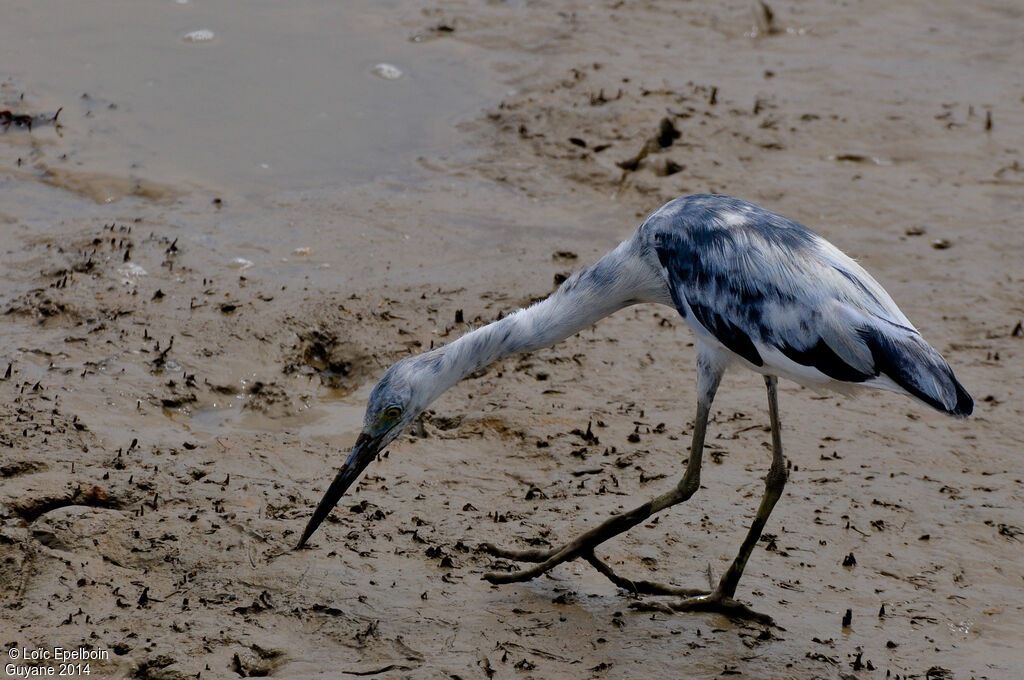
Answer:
[
  {"left": 2, "top": 1, "right": 1023, "bottom": 679},
  {"left": 0, "top": 0, "right": 503, "bottom": 197}
]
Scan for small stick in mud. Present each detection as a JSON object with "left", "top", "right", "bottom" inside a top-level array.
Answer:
[
  {"left": 0, "top": 106, "right": 63, "bottom": 132},
  {"left": 617, "top": 117, "right": 681, "bottom": 173}
]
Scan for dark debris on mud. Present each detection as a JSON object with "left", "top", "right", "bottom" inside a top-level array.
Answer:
[{"left": 284, "top": 327, "right": 376, "bottom": 391}]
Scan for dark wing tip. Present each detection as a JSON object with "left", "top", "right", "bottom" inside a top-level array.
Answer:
[
  {"left": 950, "top": 377, "right": 973, "bottom": 417},
  {"left": 860, "top": 327, "right": 974, "bottom": 418}
]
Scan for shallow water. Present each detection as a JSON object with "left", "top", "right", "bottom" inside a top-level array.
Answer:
[
  {"left": 0, "top": 0, "right": 503, "bottom": 198},
  {"left": 1, "top": 1, "right": 1022, "bottom": 678}
]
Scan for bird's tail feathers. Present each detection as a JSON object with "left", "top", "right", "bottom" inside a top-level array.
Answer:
[{"left": 861, "top": 325, "right": 973, "bottom": 417}]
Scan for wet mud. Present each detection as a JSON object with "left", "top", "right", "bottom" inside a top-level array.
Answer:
[{"left": 2, "top": 1, "right": 1023, "bottom": 678}]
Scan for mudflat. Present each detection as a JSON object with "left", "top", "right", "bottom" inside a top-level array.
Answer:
[{"left": 1, "top": 1, "right": 1021, "bottom": 678}]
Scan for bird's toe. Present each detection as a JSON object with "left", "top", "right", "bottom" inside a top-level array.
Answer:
[
  {"left": 477, "top": 542, "right": 553, "bottom": 562},
  {"left": 667, "top": 592, "right": 775, "bottom": 626}
]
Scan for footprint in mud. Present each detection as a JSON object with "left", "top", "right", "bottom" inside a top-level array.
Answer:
[
  {"left": 9, "top": 485, "right": 126, "bottom": 523},
  {"left": 284, "top": 328, "right": 376, "bottom": 393},
  {"left": 415, "top": 410, "right": 527, "bottom": 442}
]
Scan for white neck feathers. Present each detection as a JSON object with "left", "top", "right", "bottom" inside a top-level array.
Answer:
[{"left": 425, "top": 239, "right": 663, "bottom": 401}]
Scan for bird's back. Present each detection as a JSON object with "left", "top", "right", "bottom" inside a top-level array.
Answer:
[{"left": 637, "top": 195, "right": 972, "bottom": 416}]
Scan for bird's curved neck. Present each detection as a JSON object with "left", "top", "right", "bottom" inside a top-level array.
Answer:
[{"left": 426, "top": 240, "right": 660, "bottom": 402}]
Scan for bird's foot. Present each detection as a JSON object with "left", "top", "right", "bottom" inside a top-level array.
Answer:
[
  {"left": 479, "top": 541, "right": 561, "bottom": 583},
  {"left": 583, "top": 551, "right": 709, "bottom": 597},
  {"left": 630, "top": 591, "right": 775, "bottom": 626},
  {"left": 480, "top": 542, "right": 704, "bottom": 596},
  {"left": 478, "top": 486, "right": 690, "bottom": 584},
  {"left": 478, "top": 542, "right": 552, "bottom": 564}
]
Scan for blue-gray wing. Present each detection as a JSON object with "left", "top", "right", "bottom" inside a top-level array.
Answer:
[{"left": 643, "top": 195, "right": 971, "bottom": 415}]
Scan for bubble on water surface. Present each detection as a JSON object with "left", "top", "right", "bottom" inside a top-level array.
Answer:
[
  {"left": 371, "top": 63, "right": 403, "bottom": 80},
  {"left": 183, "top": 29, "right": 216, "bottom": 43},
  {"left": 118, "top": 263, "right": 148, "bottom": 277},
  {"left": 118, "top": 263, "right": 148, "bottom": 285},
  {"left": 227, "top": 257, "right": 254, "bottom": 271}
]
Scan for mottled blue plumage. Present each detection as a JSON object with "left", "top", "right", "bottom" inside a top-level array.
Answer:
[
  {"left": 361, "top": 193, "right": 972, "bottom": 433},
  {"left": 641, "top": 194, "right": 972, "bottom": 416},
  {"left": 298, "top": 193, "right": 973, "bottom": 561}
]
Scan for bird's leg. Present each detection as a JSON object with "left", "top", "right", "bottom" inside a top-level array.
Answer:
[
  {"left": 481, "top": 357, "right": 723, "bottom": 590},
  {"left": 717, "top": 375, "right": 787, "bottom": 598},
  {"left": 582, "top": 551, "right": 708, "bottom": 597},
  {"left": 651, "top": 375, "right": 787, "bottom": 624}
]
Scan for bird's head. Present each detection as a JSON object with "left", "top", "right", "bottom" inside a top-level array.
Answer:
[{"left": 295, "top": 352, "right": 446, "bottom": 548}]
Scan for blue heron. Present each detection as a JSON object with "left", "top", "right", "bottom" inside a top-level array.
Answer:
[{"left": 297, "top": 194, "right": 972, "bottom": 621}]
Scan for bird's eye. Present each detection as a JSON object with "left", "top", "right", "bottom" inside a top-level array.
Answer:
[{"left": 382, "top": 405, "right": 403, "bottom": 421}]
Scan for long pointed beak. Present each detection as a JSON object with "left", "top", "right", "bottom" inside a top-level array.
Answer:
[{"left": 295, "top": 431, "right": 382, "bottom": 549}]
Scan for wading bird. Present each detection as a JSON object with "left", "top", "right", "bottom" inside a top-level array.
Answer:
[{"left": 297, "top": 194, "right": 971, "bottom": 621}]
